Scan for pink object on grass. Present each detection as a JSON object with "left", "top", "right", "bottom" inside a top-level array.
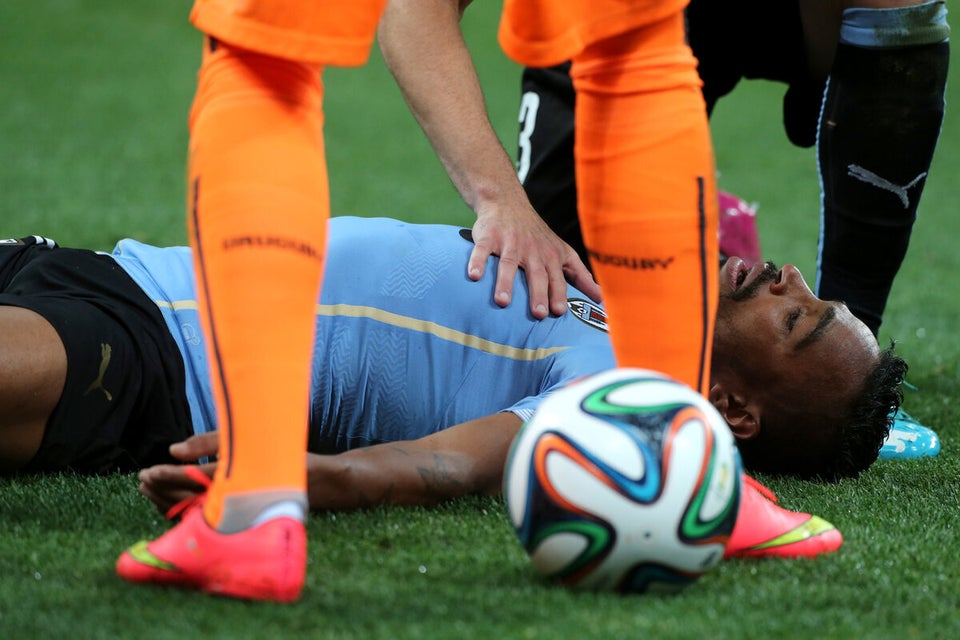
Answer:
[{"left": 718, "top": 190, "right": 761, "bottom": 267}]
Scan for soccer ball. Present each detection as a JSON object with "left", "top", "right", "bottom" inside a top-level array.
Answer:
[{"left": 503, "top": 368, "right": 742, "bottom": 594}]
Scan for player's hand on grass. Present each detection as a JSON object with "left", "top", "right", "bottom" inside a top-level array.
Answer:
[
  {"left": 137, "top": 432, "right": 218, "bottom": 513},
  {"left": 468, "top": 206, "right": 601, "bottom": 319}
]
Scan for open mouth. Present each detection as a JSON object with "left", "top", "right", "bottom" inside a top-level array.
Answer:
[
  {"left": 729, "top": 260, "right": 781, "bottom": 293},
  {"left": 735, "top": 263, "right": 749, "bottom": 288},
  {"left": 722, "top": 258, "right": 783, "bottom": 295}
]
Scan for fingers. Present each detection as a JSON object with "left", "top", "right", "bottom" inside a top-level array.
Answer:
[
  {"left": 563, "top": 255, "right": 602, "bottom": 304},
  {"left": 494, "top": 255, "right": 522, "bottom": 310},
  {"left": 467, "top": 243, "right": 488, "bottom": 282},
  {"left": 546, "top": 265, "right": 570, "bottom": 316},
  {"left": 139, "top": 477, "right": 178, "bottom": 514},
  {"left": 469, "top": 211, "right": 596, "bottom": 318},
  {"left": 138, "top": 464, "right": 188, "bottom": 513},
  {"left": 168, "top": 430, "right": 219, "bottom": 462},
  {"left": 469, "top": 227, "right": 525, "bottom": 311},
  {"left": 138, "top": 462, "right": 215, "bottom": 513}
]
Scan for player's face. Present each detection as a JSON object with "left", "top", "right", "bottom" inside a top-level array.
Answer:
[{"left": 712, "top": 258, "right": 880, "bottom": 411}]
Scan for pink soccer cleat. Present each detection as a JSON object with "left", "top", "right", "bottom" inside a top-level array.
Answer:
[
  {"left": 724, "top": 474, "right": 843, "bottom": 559},
  {"left": 116, "top": 467, "right": 307, "bottom": 602}
]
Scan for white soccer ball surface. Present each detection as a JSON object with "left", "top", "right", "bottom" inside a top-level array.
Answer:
[{"left": 503, "top": 368, "right": 742, "bottom": 593}]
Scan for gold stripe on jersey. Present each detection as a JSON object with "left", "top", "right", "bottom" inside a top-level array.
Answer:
[
  {"left": 155, "top": 300, "right": 568, "bottom": 361},
  {"left": 156, "top": 301, "right": 199, "bottom": 311},
  {"left": 316, "top": 303, "right": 566, "bottom": 361}
]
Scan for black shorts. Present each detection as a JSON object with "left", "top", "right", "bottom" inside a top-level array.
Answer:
[
  {"left": 518, "top": 0, "right": 821, "bottom": 264},
  {"left": 0, "top": 239, "right": 192, "bottom": 474},
  {"left": 686, "top": 0, "right": 811, "bottom": 114}
]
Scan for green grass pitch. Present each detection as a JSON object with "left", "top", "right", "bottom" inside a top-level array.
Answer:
[{"left": 1, "top": 2, "right": 959, "bottom": 639}]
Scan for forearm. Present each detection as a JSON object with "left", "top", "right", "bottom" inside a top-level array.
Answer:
[
  {"left": 305, "top": 412, "right": 521, "bottom": 511},
  {"left": 378, "top": 0, "right": 527, "bottom": 215},
  {"left": 139, "top": 414, "right": 519, "bottom": 514},
  {"left": 305, "top": 444, "right": 499, "bottom": 511}
]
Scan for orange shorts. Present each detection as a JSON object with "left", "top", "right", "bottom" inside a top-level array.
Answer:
[
  {"left": 190, "top": 0, "right": 387, "bottom": 66},
  {"left": 499, "top": 0, "right": 689, "bottom": 68}
]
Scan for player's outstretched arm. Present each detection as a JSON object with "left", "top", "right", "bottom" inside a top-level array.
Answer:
[
  {"left": 303, "top": 412, "right": 522, "bottom": 510},
  {"left": 377, "top": 0, "right": 600, "bottom": 318},
  {"left": 138, "top": 413, "right": 523, "bottom": 513}
]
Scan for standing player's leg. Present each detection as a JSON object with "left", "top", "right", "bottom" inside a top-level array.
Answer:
[
  {"left": 501, "top": 0, "right": 842, "bottom": 561},
  {"left": 572, "top": 12, "right": 718, "bottom": 394},
  {"left": 187, "top": 38, "right": 327, "bottom": 538},
  {"left": 116, "top": 37, "right": 325, "bottom": 603},
  {"left": 805, "top": 0, "right": 948, "bottom": 458},
  {"left": 812, "top": 0, "right": 949, "bottom": 336},
  {"left": 116, "top": 0, "right": 387, "bottom": 602}
]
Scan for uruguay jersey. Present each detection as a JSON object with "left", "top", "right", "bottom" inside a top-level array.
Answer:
[{"left": 110, "top": 217, "right": 614, "bottom": 452}]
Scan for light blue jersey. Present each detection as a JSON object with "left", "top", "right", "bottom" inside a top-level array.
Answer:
[{"left": 110, "top": 217, "right": 614, "bottom": 452}]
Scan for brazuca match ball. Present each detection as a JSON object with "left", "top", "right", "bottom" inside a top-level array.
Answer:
[{"left": 503, "top": 368, "right": 742, "bottom": 593}]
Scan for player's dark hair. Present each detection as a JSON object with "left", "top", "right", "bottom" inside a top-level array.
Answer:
[{"left": 737, "top": 343, "right": 908, "bottom": 481}]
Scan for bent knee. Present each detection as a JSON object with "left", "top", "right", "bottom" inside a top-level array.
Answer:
[{"left": 0, "top": 306, "right": 67, "bottom": 472}]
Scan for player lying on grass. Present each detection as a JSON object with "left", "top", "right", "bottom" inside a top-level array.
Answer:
[{"left": 0, "top": 217, "right": 905, "bottom": 556}]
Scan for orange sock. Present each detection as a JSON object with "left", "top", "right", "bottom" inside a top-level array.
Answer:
[
  {"left": 571, "top": 13, "right": 718, "bottom": 395},
  {"left": 187, "top": 39, "right": 327, "bottom": 529}
]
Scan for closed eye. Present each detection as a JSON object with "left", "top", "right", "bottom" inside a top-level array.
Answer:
[{"left": 786, "top": 308, "right": 802, "bottom": 332}]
